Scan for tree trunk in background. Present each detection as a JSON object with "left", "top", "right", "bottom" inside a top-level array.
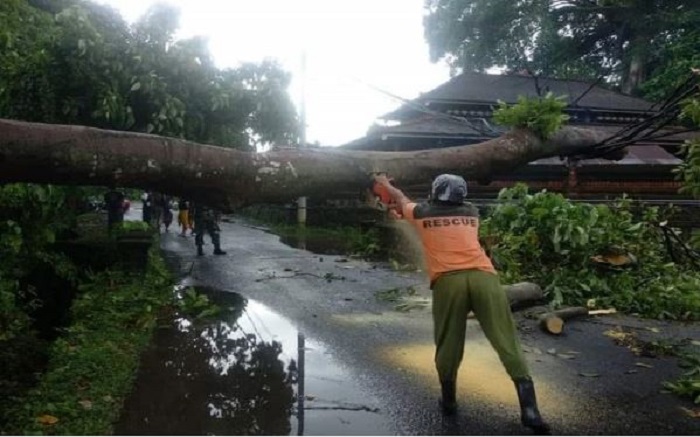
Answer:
[
  {"left": 621, "top": 34, "right": 649, "bottom": 95},
  {"left": 0, "top": 118, "right": 616, "bottom": 209}
]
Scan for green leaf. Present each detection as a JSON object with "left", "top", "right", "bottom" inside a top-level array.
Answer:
[
  {"left": 130, "top": 82, "right": 141, "bottom": 91},
  {"left": 627, "top": 223, "right": 643, "bottom": 232}
]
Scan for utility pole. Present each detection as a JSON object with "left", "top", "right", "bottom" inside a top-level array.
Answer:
[
  {"left": 297, "top": 332, "right": 305, "bottom": 436},
  {"left": 297, "top": 51, "right": 307, "bottom": 227}
]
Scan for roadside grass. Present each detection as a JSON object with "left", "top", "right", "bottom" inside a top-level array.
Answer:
[
  {"left": 3, "top": 245, "right": 173, "bottom": 435},
  {"left": 664, "top": 348, "right": 700, "bottom": 405}
]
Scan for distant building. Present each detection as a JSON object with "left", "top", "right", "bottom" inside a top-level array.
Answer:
[{"left": 343, "top": 72, "right": 696, "bottom": 200}]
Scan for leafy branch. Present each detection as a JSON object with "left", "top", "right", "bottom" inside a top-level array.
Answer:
[{"left": 493, "top": 92, "right": 570, "bottom": 139}]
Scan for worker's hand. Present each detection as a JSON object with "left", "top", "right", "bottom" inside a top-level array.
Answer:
[{"left": 373, "top": 173, "right": 391, "bottom": 187}]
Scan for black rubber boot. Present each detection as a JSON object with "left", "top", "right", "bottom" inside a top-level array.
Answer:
[
  {"left": 213, "top": 247, "right": 227, "bottom": 255},
  {"left": 196, "top": 245, "right": 204, "bottom": 256},
  {"left": 438, "top": 379, "right": 457, "bottom": 416},
  {"left": 514, "top": 378, "right": 550, "bottom": 435}
]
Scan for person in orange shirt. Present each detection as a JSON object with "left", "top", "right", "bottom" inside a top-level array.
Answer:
[{"left": 373, "top": 173, "right": 549, "bottom": 434}]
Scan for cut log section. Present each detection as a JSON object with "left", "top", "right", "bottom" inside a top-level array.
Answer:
[{"left": 538, "top": 306, "right": 617, "bottom": 335}]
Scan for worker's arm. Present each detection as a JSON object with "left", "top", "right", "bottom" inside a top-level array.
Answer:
[{"left": 373, "top": 174, "right": 412, "bottom": 213}]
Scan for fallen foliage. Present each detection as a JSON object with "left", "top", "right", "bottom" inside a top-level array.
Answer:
[{"left": 480, "top": 185, "right": 700, "bottom": 320}]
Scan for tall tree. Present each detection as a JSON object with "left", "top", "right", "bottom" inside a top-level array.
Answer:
[
  {"left": 423, "top": 0, "right": 700, "bottom": 95},
  {"left": 0, "top": 0, "right": 299, "bottom": 150}
]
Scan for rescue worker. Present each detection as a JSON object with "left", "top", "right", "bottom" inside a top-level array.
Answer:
[
  {"left": 372, "top": 173, "right": 549, "bottom": 434},
  {"left": 192, "top": 202, "right": 227, "bottom": 256}
]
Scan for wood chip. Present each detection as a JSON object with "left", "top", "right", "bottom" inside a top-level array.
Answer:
[
  {"left": 589, "top": 309, "right": 617, "bottom": 316},
  {"left": 547, "top": 348, "right": 557, "bottom": 355},
  {"left": 635, "top": 362, "right": 654, "bottom": 368},
  {"left": 36, "top": 415, "right": 59, "bottom": 425},
  {"left": 680, "top": 407, "right": 700, "bottom": 418},
  {"left": 556, "top": 353, "right": 576, "bottom": 360}
]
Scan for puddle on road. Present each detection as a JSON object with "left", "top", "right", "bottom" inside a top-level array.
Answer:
[
  {"left": 278, "top": 234, "right": 347, "bottom": 255},
  {"left": 116, "top": 286, "right": 391, "bottom": 436}
]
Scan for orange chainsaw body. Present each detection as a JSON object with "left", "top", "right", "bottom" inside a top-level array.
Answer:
[{"left": 371, "top": 179, "right": 403, "bottom": 219}]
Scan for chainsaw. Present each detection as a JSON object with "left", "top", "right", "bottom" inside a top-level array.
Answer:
[{"left": 367, "top": 173, "right": 403, "bottom": 219}]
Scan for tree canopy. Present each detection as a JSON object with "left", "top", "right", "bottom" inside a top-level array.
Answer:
[
  {"left": 0, "top": 0, "right": 299, "bottom": 150},
  {"left": 423, "top": 0, "right": 700, "bottom": 96}
]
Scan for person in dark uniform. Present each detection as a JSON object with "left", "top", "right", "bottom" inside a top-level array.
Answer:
[
  {"left": 162, "top": 196, "right": 173, "bottom": 232},
  {"left": 372, "top": 173, "right": 549, "bottom": 434},
  {"left": 103, "top": 185, "right": 125, "bottom": 230},
  {"left": 192, "top": 202, "right": 226, "bottom": 256},
  {"left": 151, "top": 192, "right": 164, "bottom": 229},
  {"left": 142, "top": 192, "right": 152, "bottom": 223}
]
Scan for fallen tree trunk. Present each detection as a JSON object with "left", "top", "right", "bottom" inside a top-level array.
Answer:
[{"left": 0, "top": 118, "right": 617, "bottom": 208}]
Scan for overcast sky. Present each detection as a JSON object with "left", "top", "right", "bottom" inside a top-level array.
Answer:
[{"left": 95, "top": 0, "right": 451, "bottom": 146}]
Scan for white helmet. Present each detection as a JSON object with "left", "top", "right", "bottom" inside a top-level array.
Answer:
[{"left": 431, "top": 174, "right": 467, "bottom": 204}]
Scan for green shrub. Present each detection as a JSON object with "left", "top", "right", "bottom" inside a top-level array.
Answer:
[
  {"left": 481, "top": 185, "right": 700, "bottom": 319},
  {"left": 3, "top": 246, "right": 173, "bottom": 435},
  {"left": 664, "top": 352, "right": 700, "bottom": 404}
]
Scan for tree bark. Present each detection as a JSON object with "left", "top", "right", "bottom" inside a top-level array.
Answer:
[
  {"left": 505, "top": 282, "right": 544, "bottom": 309},
  {"left": 0, "top": 118, "right": 615, "bottom": 208},
  {"left": 620, "top": 33, "right": 648, "bottom": 95}
]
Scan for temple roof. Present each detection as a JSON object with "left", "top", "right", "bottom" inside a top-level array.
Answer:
[
  {"left": 344, "top": 115, "right": 695, "bottom": 152},
  {"left": 383, "top": 72, "right": 655, "bottom": 120},
  {"left": 531, "top": 144, "right": 682, "bottom": 167},
  {"left": 366, "top": 116, "right": 497, "bottom": 137}
]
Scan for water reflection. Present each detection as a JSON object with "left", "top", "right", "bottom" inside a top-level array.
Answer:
[
  {"left": 117, "top": 286, "right": 391, "bottom": 436},
  {"left": 117, "top": 288, "right": 296, "bottom": 435}
]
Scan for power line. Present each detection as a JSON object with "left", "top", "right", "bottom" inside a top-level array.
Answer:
[{"left": 348, "top": 75, "right": 499, "bottom": 138}]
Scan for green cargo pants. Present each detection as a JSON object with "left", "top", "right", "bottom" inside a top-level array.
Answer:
[{"left": 432, "top": 269, "right": 530, "bottom": 382}]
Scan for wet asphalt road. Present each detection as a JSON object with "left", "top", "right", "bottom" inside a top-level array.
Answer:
[{"left": 151, "top": 216, "right": 699, "bottom": 436}]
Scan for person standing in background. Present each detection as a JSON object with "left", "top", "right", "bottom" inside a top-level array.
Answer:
[
  {"left": 104, "top": 184, "right": 125, "bottom": 230},
  {"left": 162, "top": 196, "right": 173, "bottom": 232},
  {"left": 192, "top": 203, "right": 226, "bottom": 256},
  {"left": 150, "top": 192, "right": 164, "bottom": 229},
  {"left": 178, "top": 198, "right": 191, "bottom": 236},
  {"left": 141, "top": 191, "right": 152, "bottom": 224}
]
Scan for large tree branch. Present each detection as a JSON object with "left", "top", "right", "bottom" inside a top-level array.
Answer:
[{"left": 0, "top": 118, "right": 614, "bottom": 208}]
